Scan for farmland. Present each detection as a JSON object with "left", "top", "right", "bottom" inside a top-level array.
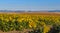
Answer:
[{"left": 0, "top": 12, "right": 60, "bottom": 33}]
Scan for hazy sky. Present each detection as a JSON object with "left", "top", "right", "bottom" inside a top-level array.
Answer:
[{"left": 0, "top": 0, "right": 60, "bottom": 11}]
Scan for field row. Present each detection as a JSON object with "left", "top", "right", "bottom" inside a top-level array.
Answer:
[{"left": 0, "top": 14, "right": 60, "bottom": 33}]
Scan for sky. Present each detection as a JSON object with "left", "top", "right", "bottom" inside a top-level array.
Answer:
[{"left": 0, "top": 0, "right": 60, "bottom": 11}]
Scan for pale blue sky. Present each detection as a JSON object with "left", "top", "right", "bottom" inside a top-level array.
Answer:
[{"left": 0, "top": 0, "right": 60, "bottom": 11}]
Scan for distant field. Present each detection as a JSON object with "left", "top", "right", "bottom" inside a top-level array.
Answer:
[{"left": 0, "top": 12, "right": 60, "bottom": 16}]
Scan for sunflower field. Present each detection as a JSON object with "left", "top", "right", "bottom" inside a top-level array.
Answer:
[{"left": 0, "top": 14, "right": 60, "bottom": 33}]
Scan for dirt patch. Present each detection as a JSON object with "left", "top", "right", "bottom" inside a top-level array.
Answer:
[{"left": 0, "top": 29, "right": 33, "bottom": 33}]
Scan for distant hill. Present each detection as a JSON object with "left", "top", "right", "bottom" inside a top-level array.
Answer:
[
  {"left": 48, "top": 10, "right": 60, "bottom": 12},
  {"left": 0, "top": 10, "right": 60, "bottom": 12},
  {"left": 0, "top": 10, "right": 25, "bottom": 12}
]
